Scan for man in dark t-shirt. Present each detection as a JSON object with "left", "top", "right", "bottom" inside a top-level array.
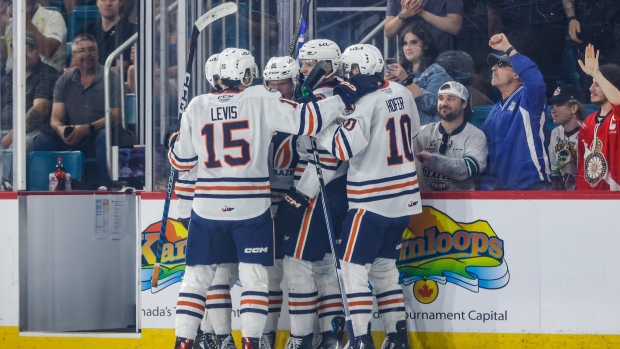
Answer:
[
  {"left": 76, "top": 0, "right": 135, "bottom": 71},
  {"left": 1, "top": 32, "right": 59, "bottom": 154}
]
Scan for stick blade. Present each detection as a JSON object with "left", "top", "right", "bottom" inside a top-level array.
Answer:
[
  {"left": 151, "top": 263, "right": 161, "bottom": 288},
  {"left": 195, "top": 2, "right": 238, "bottom": 32},
  {"left": 301, "top": 61, "right": 330, "bottom": 96}
]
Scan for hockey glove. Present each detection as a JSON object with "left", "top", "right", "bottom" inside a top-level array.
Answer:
[
  {"left": 274, "top": 188, "right": 310, "bottom": 238},
  {"left": 333, "top": 74, "right": 379, "bottom": 105},
  {"left": 293, "top": 84, "right": 318, "bottom": 104},
  {"left": 165, "top": 130, "right": 180, "bottom": 150}
]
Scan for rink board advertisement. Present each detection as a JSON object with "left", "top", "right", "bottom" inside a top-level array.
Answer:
[
  {"left": 0, "top": 193, "right": 18, "bottom": 328},
  {"left": 139, "top": 196, "right": 620, "bottom": 334}
]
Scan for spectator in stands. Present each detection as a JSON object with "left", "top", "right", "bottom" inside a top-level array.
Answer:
[
  {"left": 385, "top": 24, "right": 452, "bottom": 125},
  {"left": 415, "top": 81, "right": 488, "bottom": 191},
  {"left": 384, "top": 0, "right": 463, "bottom": 54},
  {"left": 479, "top": 33, "right": 550, "bottom": 190},
  {"left": 1, "top": 32, "right": 59, "bottom": 155},
  {"left": 563, "top": 0, "right": 620, "bottom": 100},
  {"left": 548, "top": 84, "right": 583, "bottom": 190},
  {"left": 575, "top": 45, "right": 620, "bottom": 191},
  {"left": 1, "top": 0, "right": 67, "bottom": 73},
  {"left": 487, "top": 0, "right": 566, "bottom": 98},
  {"left": 35, "top": 34, "right": 123, "bottom": 189},
  {"left": 37, "top": 0, "right": 79, "bottom": 14},
  {"left": 76, "top": 0, "right": 135, "bottom": 72}
]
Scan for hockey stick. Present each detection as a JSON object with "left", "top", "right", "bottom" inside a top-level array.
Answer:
[
  {"left": 151, "top": 2, "right": 238, "bottom": 290},
  {"left": 308, "top": 138, "right": 358, "bottom": 347},
  {"left": 288, "top": 0, "right": 311, "bottom": 58}
]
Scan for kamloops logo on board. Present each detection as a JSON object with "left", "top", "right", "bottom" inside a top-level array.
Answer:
[
  {"left": 141, "top": 219, "right": 188, "bottom": 293},
  {"left": 397, "top": 206, "right": 510, "bottom": 304}
]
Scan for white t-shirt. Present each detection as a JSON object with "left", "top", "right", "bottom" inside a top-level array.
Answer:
[{"left": 5, "top": 5, "right": 67, "bottom": 72}]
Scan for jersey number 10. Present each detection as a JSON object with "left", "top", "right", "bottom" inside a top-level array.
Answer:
[{"left": 386, "top": 114, "right": 414, "bottom": 165}]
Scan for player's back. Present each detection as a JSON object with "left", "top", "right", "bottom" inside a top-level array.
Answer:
[
  {"left": 345, "top": 81, "right": 422, "bottom": 217},
  {"left": 181, "top": 87, "right": 281, "bottom": 220}
]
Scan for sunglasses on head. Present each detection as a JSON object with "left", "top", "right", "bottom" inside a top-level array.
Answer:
[
  {"left": 496, "top": 61, "right": 512, "bottom": 68},
  {"left": 439, "top": 133, "right": 449, "bottom": 154}
]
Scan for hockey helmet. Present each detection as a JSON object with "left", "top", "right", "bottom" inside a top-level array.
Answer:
[
  {"left": 204, "top": 53, "right": 221, "bottom": 89},
  {"left": 298, "top": 39, "right": 341, "bottom": 78},
  {"left": 218, "top": 48, "right": 259, "bottom": 87},
  {"left": 340, "top": 44, "right": 384, "bottom": 78},
  {"left": 263, "top": 56, "right": 300, "bottom": 85}
]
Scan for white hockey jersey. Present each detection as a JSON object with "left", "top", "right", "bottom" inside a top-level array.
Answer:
[
  {"left": 548, "top": 125, "right": 579, "bottom": 190},
  {"left": 296, "top": 81, "right": 349, "bottom": 198},
  {"left": 169, "top": 86, "right": 346, "bottom": 220},
  {"left": 268, "top": 131, "right": 300, "bottom": 210},
  {"left": 415, "top": 121, "right": 488, "bottom": 191},
  {"left": 175, "top": 167, "right": 197, "bottom": 219},
  {"left": 315, "top": 81, "right": 422, "bottom": 218}
]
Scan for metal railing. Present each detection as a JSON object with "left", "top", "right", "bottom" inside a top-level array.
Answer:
[{"left": 104, "top": 33, "right": 138, "bottom": 180}]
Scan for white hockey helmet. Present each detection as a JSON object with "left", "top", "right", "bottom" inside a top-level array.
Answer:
[
  {"left": 298, "top": 39, "right": 341, "bottom": 78},
  {"left": 341, "top": 44, "right": 384, "bottom": 77},
  {"left": 218, "top": 48, "right": 259, "bottom": 87},
  {"left": 205, "top": 53, "right": 220, "bottom": 89},
  {"left": 263, "top": 56, "right": 300, "bottom": 85}
]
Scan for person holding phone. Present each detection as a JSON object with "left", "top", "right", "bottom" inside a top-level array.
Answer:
[{"left": 385, "top": 24, "right": 452, "bottom": 125}]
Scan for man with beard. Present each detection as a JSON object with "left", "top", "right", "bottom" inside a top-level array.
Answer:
[
  {"left": 1, "top": 32, "right": 59, "bottom": 153},
  {"left": 35, "top": 34, "right": 123, "bottom": 189},
  {"left": 415, "top": 81, "right": 487, "bottom": 191}
]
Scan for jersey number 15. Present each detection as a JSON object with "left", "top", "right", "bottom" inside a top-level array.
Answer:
[{"left": 202, "top": 120, "right": 250, "bottom": 168}]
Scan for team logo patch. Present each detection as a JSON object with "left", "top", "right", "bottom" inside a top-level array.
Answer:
[
  {"left": 221, "top": 205, "right": 235, "bottom": 212},
  {"left": 274, "top": 136, "right": 295, "bottom": 170},
  {"left": 585, "top": 138, "right": 608, "bottom": 186}
]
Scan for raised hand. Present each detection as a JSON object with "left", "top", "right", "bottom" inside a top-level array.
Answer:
[
  {"left": 578, "top": 44, "right": 599, "bottom": 77},
  {"left": 488, "top": 33, "right": 512, "bottom": 53}
]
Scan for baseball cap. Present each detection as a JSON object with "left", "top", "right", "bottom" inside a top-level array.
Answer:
[
  {"left": 487, "top": 53, "right": 511, "bottom": 67},
  {"left": 439, "top": 81, "right": 469, "bottom": 102},
  {"left": 26, "top": 32, "right": 38, "bottom": 47},
  {"left": 548, "top": 84, "right": 581, "bottom": 105}
]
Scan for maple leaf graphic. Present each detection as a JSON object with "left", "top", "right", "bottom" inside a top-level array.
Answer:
[{"left": 417, "top": 283, "right": 434, "bottom": 298}]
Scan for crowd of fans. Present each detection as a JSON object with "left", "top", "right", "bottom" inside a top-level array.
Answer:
[
  {"left": 1, "top": 0, "right": 620, "bottom": 191},
  {"left": 0, "top": 0, "right": 137, "bottom": 189}
]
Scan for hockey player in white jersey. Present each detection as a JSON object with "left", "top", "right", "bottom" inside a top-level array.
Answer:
[
  {"left": 261, "top": 55, "right": 301, "bottom": 349},
  {"left": 169, "top": 48, "right": 379, "bottom": 349},
  {"left": 312, "top": 44, "right": 422, "bottom": 349},
  {"left": 276, "top": 39, "right": 348, "bottom": 349}
]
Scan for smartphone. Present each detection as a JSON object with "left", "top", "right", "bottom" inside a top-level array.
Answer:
[
  {"left": 385, "top": 58, "right": 398, "bottom": 70},
  {"left": 64, "top": 126, "right": 74, "bottom": 138}
]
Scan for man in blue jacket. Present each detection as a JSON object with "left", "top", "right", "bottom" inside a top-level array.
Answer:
[{"left": 480, "top": 33, "right": 551, "bottom": 190}]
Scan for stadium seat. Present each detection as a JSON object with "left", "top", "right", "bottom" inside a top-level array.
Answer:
[
  {"left": 125, "top": 94, "right": 136, "bottom": 125},
  {"left": 584, "top": 103, "right": 600, "bottom": 116},
  {"left": 66, "top": 6, "right": 101, "bottom": 42},
  {"left": 27, "top": 151, "right": 84, "bottom": 191},
  {"left": 470, "top": 105, "right": 493, "bottom": 129}
]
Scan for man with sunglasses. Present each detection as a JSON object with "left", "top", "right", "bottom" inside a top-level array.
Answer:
[
  {"left": 415, "top": 81, "right": 487, "bottom": 191},
  {"left": 479, "top": 33, "right": 550, "bottom": 190}
]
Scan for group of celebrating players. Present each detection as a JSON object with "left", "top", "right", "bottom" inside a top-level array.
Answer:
[{"left": 167, "top": 39, "right": 425, "bottom": 349}]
